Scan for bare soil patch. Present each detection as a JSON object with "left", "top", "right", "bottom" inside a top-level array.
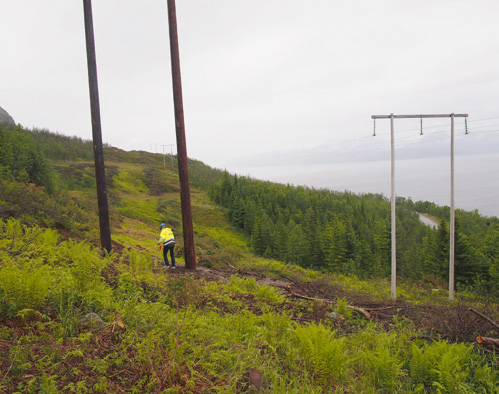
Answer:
[{"left": 160, "top": 263, "right": 498, "bottom": 347}]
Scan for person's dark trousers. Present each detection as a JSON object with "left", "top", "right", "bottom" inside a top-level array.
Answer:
[{"left": 163, "top": 243, "right": 176, "bottom": 267}]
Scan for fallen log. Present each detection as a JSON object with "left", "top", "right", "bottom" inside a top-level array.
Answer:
[
  {"left": 349, "top": 305, "right": 372, "bottom": 320},
  {"left": 476, "top": 336, "right": 499, "bottom": 348},
  {"left": 364, "top": 306, "right": 400, "bottom": 311}
]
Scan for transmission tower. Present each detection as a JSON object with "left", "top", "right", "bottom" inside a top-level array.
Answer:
[{"left": 371, "top": 113, "right": 468, "bottom": 301}]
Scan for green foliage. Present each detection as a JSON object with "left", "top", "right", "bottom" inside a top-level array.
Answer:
[
  {"left": 209, "top": 171, "right": 499, "bottom": 297},
  {"left": 26, "top": 127, "right": 95, "bottom": 162},
  {"left": 228, "top": 275, "right": 285, "bottom": 305},
  {"left": 0, "top": 219, "right": 114, "bottom": 319},
  {"left": 0, "top": 261, "right": 58, "bottom": 311},
  {"left": 54, "top": 163, "right": 98, "bottom": 190},
  {"left": 118, "top": 196, "right": 158, "bottom": 226},
  {"left": 0, "top": 179, "right": 95, "bottom": 231},
  {"left": 334, "top": 298, "right": 353, "bottom": 320},
  {"left": 0, "top": 125, "right": 55, "bottom": 193},
  {"left": 143, "top": 165, "right": 180, "bottom": 195},
  {"left": 409, "top": 341, "right": 496, "bottom": 393},
  {"left": 0, "top": 124, "right": 497, "bottom": 392},
  {"left": 293, "top": 324, "right": 351, "bottom": 384},
  {"left": 363, "top": 345, "right": 404, "bottom": 391},
  {"left": 0, "top": 218, "right": 496, "bottom": 393},
  {"left": 209, "top": 174, "right": 406, "bottom": 276},
  {"left": 113, "top": 166, "right": 149, "bottom": 194},
  {"left": 188, "top": 158, "right": 225, "bottom": 190}
]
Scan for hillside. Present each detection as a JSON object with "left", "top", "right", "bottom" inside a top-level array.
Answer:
[
  {"left": 0, "top": 125, "right": 497, "bottom": 392},
  {"left": 0, "top": 106, "right": 15, "bottom": 125}
]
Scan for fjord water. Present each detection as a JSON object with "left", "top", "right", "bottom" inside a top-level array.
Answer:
[{"left": 231, "top": 153, "right": 499, "bottom": 218}]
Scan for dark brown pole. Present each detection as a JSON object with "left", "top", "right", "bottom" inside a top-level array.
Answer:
[
  {"left": 166, "top": 0, "right": 196, "bottom": 269},
  {"left": 83, "top": 0, "right": 112, "bottom": 253}
]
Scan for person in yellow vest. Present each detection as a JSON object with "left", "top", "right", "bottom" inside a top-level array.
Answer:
[{"left": 158, "top": 223, "right": 176, "bottom": 269}]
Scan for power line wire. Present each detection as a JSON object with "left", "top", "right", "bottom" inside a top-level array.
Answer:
[{"left": 235, "top": 116, "right": 499, "bottom": 165}]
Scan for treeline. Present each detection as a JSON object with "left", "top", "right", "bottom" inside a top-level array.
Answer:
[
  {"left": 26, "top": 127, "right": 96, "bottom": 162},
  {"left": 209, "top": 172, "right": 498, "bottom": 296},
  {"left": 188, "top": 159, "right": 226, "bottom": 190},
  {"left": 0, "top": 124, "right": 55, "bottom": 193},
  {"left": 0, "top": 125, "right": 93, "bottom": 232}
]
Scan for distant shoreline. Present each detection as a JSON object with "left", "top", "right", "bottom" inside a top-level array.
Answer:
[{"left": 228, "top": 153, "right": 499, "bottom": 218}]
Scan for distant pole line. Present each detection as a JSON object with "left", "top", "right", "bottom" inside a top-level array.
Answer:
[
  {"left": 83, "top": 0, "right": 112, "bottom": 254},
  {"left": 161, "top": 144, "right": 167, "bottom": 166},
  {"left": 166, "top": 0, "right": 196, "bottom": 269},
  {"left": 161, "top": 144, "right": 175, "bottom": 167},
  {"left": 169, "top": 144, "right": 174, "bottom": 167},
  {"left": 371, "top": 113, "right": 468, "bottom": 301}
]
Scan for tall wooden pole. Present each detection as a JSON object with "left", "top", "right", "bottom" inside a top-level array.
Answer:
[
  {"left": 167, "top": 0, "right": 196, "bottom": 269},
  {"left": 83, "top": 0, "right": 112, "bottom": 253}
]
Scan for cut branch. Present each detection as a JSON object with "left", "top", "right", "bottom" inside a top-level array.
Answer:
[
  {"left": 9, "top": 230, "right": 42, "bottom": 257},
  {"left": 283, "top": 286, "right": 371, "bottom": 319},
  {"left": 278, "top": 273, "right": 311, "bottom": 296},
  {"left": 348, "top": 305, "right": 372, "bottom": 320},
  {"left": 364, "top": 306, "right": 401, "bottom": 311},
  {"left": 469, "top": 308, "right": 499, "bottom": 330},
  {"left": 476, "top": 336, "right": 499, "bottom": 348},
  {"left": 283, "top": 286, "right": 331, "bottom": 303}
]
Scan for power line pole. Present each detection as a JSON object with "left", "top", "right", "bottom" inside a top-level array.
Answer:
[
  {"left": 371, "top": 113, "right": 468, "bottom": 301},
  {"left": 161, "top": 144, "right": 175, "bottom": 167},
  {"left": 166, "top": 0, "right": 196, "bottom": 270},
  {"left": 83, "top": 0, "right": 112, "bottom": 254}
]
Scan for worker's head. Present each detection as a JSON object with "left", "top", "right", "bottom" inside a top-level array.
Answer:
[{"left": 160, "top": 222, "right": 166, "bottom": 230}]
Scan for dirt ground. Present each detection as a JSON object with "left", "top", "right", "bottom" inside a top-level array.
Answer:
[{"left": 157, "top": 262, "right": 498, "bottom": 352}]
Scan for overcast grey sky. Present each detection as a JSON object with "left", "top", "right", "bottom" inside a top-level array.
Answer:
[{"left": 1, "top": 1, "right": 498, "bottom": 174}]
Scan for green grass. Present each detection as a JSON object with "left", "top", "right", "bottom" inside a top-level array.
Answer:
[
  {"left": 0, "top": 218, "right": 497, "bottom": 393},
  {"left": 0, "top": 145, "right": 497, "bottom": 392},
  {"left": 112, "top": 165, "right": 149, "bottom": 194}
]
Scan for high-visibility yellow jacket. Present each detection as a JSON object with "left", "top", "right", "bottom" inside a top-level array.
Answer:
[{"left": 159, "top": 227, "right": 175, "bottom": 246}]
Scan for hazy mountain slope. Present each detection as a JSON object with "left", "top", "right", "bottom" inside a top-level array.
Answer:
[{"left": 0, "top": 105, "right": 15, "bottom": 125}]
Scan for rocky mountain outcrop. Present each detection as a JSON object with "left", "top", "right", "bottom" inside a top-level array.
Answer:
[{"left": 0, "top": 106, "right": 16, "bottom": 125}]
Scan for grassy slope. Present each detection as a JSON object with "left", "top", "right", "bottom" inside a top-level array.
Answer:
[{"left": 0, "top": 148, "right": 497, "bottom": 393}]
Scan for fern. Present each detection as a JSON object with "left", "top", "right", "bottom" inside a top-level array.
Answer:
[
  {"left": 362, "top": 345, "right": 404, "bottom": 391},
  {"left": 293, "top": 323, "right": 351, "bottom": 384},
  {"left": 334, "top": 298, "right": 353, "bottom": 320},
  {"left": 410, "top": 341, "right": 481, "bottom": 393},
  {"left": 0, "top": 261, "right": 57, "bottom": 311},
  {"left": 228, "top": 275, "right": 285, "bottom": 304}
]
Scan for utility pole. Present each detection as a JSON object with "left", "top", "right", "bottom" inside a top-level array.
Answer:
[
  {"left": 83, "top": 0, "right": 112, "bottom": 254},
  {"left": 166, "top": 0, "right": 196, "bottom": 269},
  {"left": 371, "top": 113, "right": 468, "bottom": 301}
]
